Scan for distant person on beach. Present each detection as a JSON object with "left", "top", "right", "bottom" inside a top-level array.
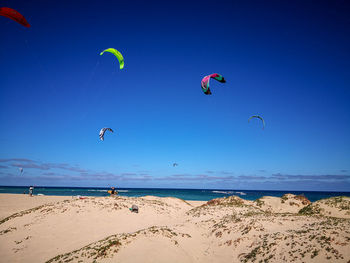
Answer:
[
  {"left": 110, "top": 187, "right": 117, "bottom": 196},
  {"left": 29, "top": 186, "right": 34, "bottom": 197}
]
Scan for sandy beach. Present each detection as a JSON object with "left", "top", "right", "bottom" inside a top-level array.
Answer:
[{"left": 0, "top": 193, "right": 349, "bottom": 263}]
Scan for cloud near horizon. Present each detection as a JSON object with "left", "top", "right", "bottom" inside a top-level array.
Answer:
[
  {"left": 0, "top": 158, "right": 35, "bottom": 163},
  {"left": 0, "top": 158, "right": 88, "bottom": 173},
  {"left": 0, "top": 158, "right": 349, "bottom": 190}
]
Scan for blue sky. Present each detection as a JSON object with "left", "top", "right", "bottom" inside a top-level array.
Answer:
[{"left": 0, "top": 0, "right": 349, "bottom": 191}]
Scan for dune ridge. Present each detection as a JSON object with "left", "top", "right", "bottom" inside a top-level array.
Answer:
[{"left": 0, "top": 193, "right": 349, "bottom": 262}]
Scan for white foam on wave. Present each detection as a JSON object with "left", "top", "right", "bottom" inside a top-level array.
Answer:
[
  {"left": 212, "top": 190, "right": 247, "bottom": 195},
  {"left": 212, "top": 190, "right": 234, "bottom": 195},
  {"left": 117, "top": 190, "right": 129, "bottom": 192},
  {"left": 87, "top": 190, "right": 108, "bottom": 192},
  {"left": 235, "top": 191, "right": 247, "bottom": 195}
]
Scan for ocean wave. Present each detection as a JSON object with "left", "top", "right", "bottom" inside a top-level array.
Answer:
[
  {"left": 235, "top": 191, "right": 247, "bottom": 195},
  {"left": 212, "top": 190, "right": 246, "bottom": 195},
  {"left": 212, "top": 191, "right": 234, "bottom": 195},
  {"left": 86, "top": 189, "right": 128, "bottom": 193}
]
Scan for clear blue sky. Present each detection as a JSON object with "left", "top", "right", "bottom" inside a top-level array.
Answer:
[{"left": 1, "top": 0, "right": 349, "bottom": 191}]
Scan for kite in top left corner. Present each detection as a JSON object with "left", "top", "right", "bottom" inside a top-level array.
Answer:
[
  {"left": 100, "top": 48, "right": 124, "bottom": 69},
  {"left": 0, "top": 7, "right": 30, "bottom": 27},
  {"left": 99, "top": 128, "right": 114, "bottom": 141}
]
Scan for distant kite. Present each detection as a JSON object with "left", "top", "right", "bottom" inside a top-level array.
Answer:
[
  {"left": 0, "top": 7, "right": 30, "bottom": 27},
  {"left": 99, "top": 128, "right": 114, "bottom": 141},
  {"left": 248, "top": 115, "right": 265, "bottom": 129},
  {"left": 100, "top": 48, "right": 124, "bottom": 69},
  {"left": 201, "top": 73, "right": 226, "bottom": 95}
]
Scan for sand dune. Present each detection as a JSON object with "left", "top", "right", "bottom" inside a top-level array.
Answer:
[
  {"left": 0, "top": 194, "right": 70, "bottom": 220},
  {"left": 0, "top": 194, "right": 349, "bottom": 262}
]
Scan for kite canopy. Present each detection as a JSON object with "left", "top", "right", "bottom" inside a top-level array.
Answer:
[
  {"left": 0, "top": 7, "right": 30, "bottom": 27},
  {"left": 99, "top": 128, "right": 114, "bottom": 141},
  {"left": 100, "top": 48, "right": 124, "bottom": 69},
  {"left": 201, "top": 73, "right": 226, "bottom": 95},
  {"left": 248, "top": 115, "right": 265, "bottom": 129}
]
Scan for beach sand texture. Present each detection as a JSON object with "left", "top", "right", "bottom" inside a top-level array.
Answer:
[{"left": 0, "top": 193, "right": 349, "bottom": 262}]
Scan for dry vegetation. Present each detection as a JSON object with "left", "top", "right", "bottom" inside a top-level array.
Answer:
[{"left": 1, "top": 194, "right": 349, "bottom": 263}]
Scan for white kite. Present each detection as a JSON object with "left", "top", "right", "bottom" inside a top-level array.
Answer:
[{"left": 99, "top": 128, "right": 114, "bottom": 141}]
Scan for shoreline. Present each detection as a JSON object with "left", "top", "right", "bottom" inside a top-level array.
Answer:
[
  {"left": 1, "top": 188, "right": 349, "bottom": 203},
  {"left": 0, "top": 192, "right": 208, "bottom": 201}
]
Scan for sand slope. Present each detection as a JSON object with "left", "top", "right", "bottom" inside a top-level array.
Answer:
[
  {"left": 0, "top": 194, "right": 70, "bottom": 220},
  {"left": 0, "top": 194, "right": 349, "bottom": 263}
]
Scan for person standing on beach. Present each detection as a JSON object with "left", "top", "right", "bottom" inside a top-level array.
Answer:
[
  {"left": 29, "top": 186, "right": 34, "bottom": 197},
  {"left": 110, "top": 187, "right": 117, "bottom": 196}
]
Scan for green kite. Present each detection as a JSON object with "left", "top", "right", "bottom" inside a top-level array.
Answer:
[
  {"left": 248, "top": 115, "right": 265, "bottom": 129},
  {"left": 100, "top": 48, "right": 124, "bottom": 69}
]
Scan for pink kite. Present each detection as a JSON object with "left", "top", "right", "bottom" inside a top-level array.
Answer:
[{"left": 201, "top": 73, "right": 226, "bottom": 95}]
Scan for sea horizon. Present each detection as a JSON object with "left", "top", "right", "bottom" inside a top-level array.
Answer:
[{"left": 1, "top": 185, "right": 349, "bottom": 202}]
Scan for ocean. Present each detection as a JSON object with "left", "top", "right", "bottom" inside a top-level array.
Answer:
[{"left": 0, "top": 186, "right": 349, "bottom": 202}]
